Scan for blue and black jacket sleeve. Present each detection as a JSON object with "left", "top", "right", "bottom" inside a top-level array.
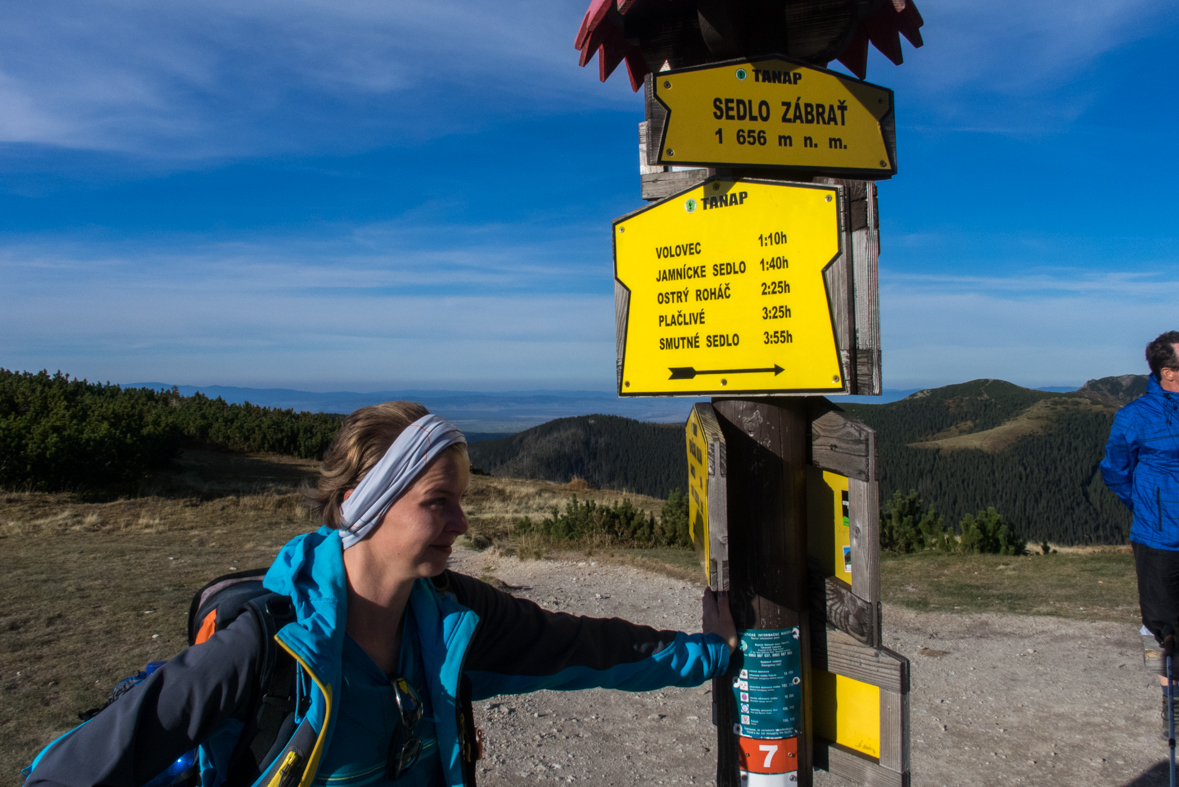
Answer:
[
  {"left": 23, "top": 614, "right": 263, "bottom": 787},
  {"left": 1101, "top": 407, "right": 1139, "bottom": 511},
  {"left": 438, "top": 571, "right": 729, "bottom": 701}
]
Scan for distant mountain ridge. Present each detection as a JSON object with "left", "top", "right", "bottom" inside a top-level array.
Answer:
[
  {"left": 842, "top": 377, "right": 1144, "bottom": 544},
  {"left": 124, "top": 383, "right": 704, "bottom": 434},
  {"left": 122, "top": 382, "right": 928, "bottom": 433},
  {"left": 467, "top": 415, "right": 684, "bottom": 499},
  {"left": 1075, "top": 374, "right": 1149, "bottom": 407},
  {"left": 473, "top": 375, "right": 1149, "bottom": 545}
]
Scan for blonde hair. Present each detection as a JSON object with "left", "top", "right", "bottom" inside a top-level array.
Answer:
[{"left": 308, "top": 401, "right": 467, "bottom": 528}]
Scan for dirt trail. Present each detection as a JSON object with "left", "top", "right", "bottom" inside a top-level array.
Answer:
[{"left": 450, "top": 547, "right": 1170, "bottom": 787}]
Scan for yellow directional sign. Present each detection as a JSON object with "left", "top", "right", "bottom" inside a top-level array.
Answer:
[
  {"left": 807, "top": 468, "right": 852, "bottom": 582},
  {"left": 615, "top": 178, "right": 844, "bottom": 397},
  {"left": 813, "top": 670, "right": 881, "bottom": 758},
  {"left": 685, "top": 403, "right": 728, "bottom": 590},
  {"left": 649, "top": 56, "right": 895, "bottom": 178}
]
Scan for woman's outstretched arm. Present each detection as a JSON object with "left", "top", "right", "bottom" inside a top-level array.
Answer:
[
  {"left": 440, "top": 571, "right": 733, "bottom": 700},
  {"left": 24, "top": 614, "right": 263, "bottom": 787}
]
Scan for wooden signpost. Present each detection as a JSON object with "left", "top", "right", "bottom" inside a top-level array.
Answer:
[{"left": 578, "top": 1, "right": 924, "bottom": 784}]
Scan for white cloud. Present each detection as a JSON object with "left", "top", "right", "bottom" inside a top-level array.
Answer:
[
  {"left": 5, "top": 0, "right": 1173, "bottom": 155},
  {"left": 876, "top": 0, "right": 1179, "bottom": 134},
  {"left": 0, "top": 0, "right": 629, "bottom": 157},
  {"left": 908, "top": 0, "right": 1168, "bottom": 95},
  {"left": 0, "top": 215, "right": 611, "bottom": 296},
  {"left": 879, "top": 269, "right": 1177, "bottom": 388},
  {"left": 0, "top": 231, "right": 619, "bottom": 388},
  {"left": 0, "top": 282, "right": 617, "bottom": 387}
]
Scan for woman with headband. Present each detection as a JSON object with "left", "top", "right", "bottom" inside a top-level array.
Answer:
[{"left": 25, "top": 402, "right": 738, "bottom": 787}]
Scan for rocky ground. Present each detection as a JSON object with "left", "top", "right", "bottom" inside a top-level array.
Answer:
[{"left": 450, "top": 547, "right": 1172, "bottom": 787}]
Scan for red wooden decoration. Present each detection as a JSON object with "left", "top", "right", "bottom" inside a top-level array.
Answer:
[{"left": 574, "top": 0, "right": 924, "bottom": 90}]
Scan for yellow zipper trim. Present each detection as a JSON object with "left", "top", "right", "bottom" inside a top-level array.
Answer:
[
  {"left": 274, "top": 636, "right": 334, "bottom": 787},
  {"left": 267, "top": 750, "right": 302, "bottom": 787}
]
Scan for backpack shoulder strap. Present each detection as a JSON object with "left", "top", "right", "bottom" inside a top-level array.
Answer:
[
  {"left": 188, "top": 569, "right": 270, "bottom": 646},
  {"left": 187, "top": 571, "right": 310, "bottom": 787},
  {"left": 223, "top": 593, "right": 310, "bottom": 786}
]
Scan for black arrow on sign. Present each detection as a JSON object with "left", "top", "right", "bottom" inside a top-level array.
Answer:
[{"left": 668, "top": 364, "right": 784, "bottom": 380}]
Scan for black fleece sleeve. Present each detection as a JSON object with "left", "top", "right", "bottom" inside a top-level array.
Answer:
[
  {"left": 24, "top": 613, "right": 263, "bottom": 787},
  {"left": 441, "top": 571, "right": 685, "bottom": 687}
]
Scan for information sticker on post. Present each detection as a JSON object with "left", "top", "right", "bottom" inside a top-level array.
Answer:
[
  {"left": 576, "top": 2, "right": 924, "bottom": 785},
  {"left": 733, "top": 628, "right": 804, "bottom": 785}
]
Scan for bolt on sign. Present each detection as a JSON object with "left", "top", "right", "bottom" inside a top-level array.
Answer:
[
  {"left": 685, "top": 403, "right": 728, "bottom": 590},
  {"left": 647, "top": 56, "right": 895, "bottom": 179},
  {"left": 614, "top": 178, "right": 843, "bottom": 397}
]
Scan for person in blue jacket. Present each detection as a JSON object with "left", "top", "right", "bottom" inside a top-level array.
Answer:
[
  {"left": 24, "top": 401, "right": 737, "bottom": 787},
  {"left": 1101, "top": 331, "right": 1179, "bottom": 724}
]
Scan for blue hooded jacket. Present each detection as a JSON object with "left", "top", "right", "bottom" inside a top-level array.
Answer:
[
  {"left": 1101, "top": 375, "right": 1179, "bottom": 550},
  {"left": 24, "top": 527, "right": 730, "bottom": 787}
]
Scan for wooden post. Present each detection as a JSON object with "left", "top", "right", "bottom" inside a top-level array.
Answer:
[
  {"left": 805, "top": 398, "right": 909, "bottom": 786},
  {"left": 712, "top": 397, "right": 812, "bottom": 787}
]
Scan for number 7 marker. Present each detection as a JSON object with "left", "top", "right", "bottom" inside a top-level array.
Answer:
[{"left": 737, "top": 735, "right": 797, "bottom": 782}]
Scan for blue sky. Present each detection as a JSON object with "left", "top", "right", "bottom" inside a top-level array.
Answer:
[{"left": 1, "top": 0, "right": 1177, "bottom": 393}]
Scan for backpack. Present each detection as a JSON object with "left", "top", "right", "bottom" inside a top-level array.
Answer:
[
  {"left": 186, "top": 569, "right": 309, "bottom": 785},
  {"left": 24, "top": 569, "right": 308, "bottom": 787}
]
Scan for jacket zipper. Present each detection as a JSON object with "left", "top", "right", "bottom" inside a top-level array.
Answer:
[
  {"left": 274, "top": 637, "right": 333, "bottom": 787},
  {"left": 1161, "top": 488, "right": 1165, "bottom": 532},
  {"left": 270, "top": 749, "right": 304, "bottom": 787},
  {"left": 455, "top": 618, "right": 480, "bottom": 786}
]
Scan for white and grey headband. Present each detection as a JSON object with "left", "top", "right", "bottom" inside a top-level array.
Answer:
[{"left": 338, "top": 413, "right": 466, "bottom": 549}]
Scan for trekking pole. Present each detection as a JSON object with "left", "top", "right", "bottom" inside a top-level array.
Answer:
[
  {"left": 1164, "top": 650, "right": 1174, "bottom": 787},
  {"left": 1164, "top": 631, "right": 1174, "bottom": 787}
]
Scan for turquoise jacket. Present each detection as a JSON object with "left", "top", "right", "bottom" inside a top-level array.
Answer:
[{"left": 25, "top": 527, "right": 729, "bottom": 787}]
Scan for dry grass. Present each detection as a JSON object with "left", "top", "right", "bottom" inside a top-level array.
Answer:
[
  {"left": 0, "top": 451, "right": 328, "bottom": 777},
  {"left": 6, "top": 449, "right": 1144, "bottom": 781},
  {"left": 882, "top": 550, "right": 1139, "bottom": 623},
  {"left": 0, "top": 491, "right": 311, "bottom": 539},
  {"left": 462, "top": 474, "right": 665, "bottom": 552},
  {"left": 909, "top": 397, "right": 1110, "bottom": 453},
  {"left": 0, "top": 450, "right": 680, "bottom": 781}
]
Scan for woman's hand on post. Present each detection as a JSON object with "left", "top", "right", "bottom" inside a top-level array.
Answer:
[{"left": 702, "top": 588, "right": 739, "bottom": 654}]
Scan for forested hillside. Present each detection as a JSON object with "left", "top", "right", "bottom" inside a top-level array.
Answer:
[
  {"left": 471, "top": 378, "right": 1144, "bottom": 545},
  {"left": 0, "top": 370, "right": 341, "bottom": 491},
  {"left": 1075, "top": 374, "right": 1148, "bottom": 407},
  {"left": 3, "top": 367, "right": 1148, "bottom": 544},
  {"left": 467, "top": 415, "right": 685, "bottom": 499},
  {"left": 844, "top": 379, "right": 1133, "bottom": 545}
]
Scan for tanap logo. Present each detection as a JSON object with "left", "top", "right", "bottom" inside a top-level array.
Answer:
[{"left": 684, "top": 198, "right": 697, "bottom": 213}]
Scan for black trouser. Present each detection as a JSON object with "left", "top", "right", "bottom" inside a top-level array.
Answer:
[{"left": 1134, "top": 541, "right": 1179, "bottom": 644}]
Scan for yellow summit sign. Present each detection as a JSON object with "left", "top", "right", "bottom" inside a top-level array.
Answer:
[
  {"left": 648, "top": 56, "right": 895, "bottom": 178},
  {"left": 614, "top": 178, "right": 843, "bottom": 397}
]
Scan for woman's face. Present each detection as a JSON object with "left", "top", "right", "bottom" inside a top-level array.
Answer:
[{"left": 367, "top": 450, "right": 470, "bottom": 579}]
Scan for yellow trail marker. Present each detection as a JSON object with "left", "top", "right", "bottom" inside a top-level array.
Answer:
[
  {"left": 649, "top": 56, "right": 895, "bottom": 178},
  {"left": 807, "top": 469, "right": 853, "bottom": 583},
  {"left": 685, "top": 403, "right": 728, "bottom": 590},
  {"left": 615, "top": 178, "right": 843, "bottom": 397},
  {"left": 812, "top": 670, "right": 881, "bottom": 758}
]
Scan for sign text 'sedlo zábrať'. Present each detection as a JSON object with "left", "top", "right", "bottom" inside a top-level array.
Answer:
[{"left": 650, "top": 57, "right": 895, "bottom": 178}]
